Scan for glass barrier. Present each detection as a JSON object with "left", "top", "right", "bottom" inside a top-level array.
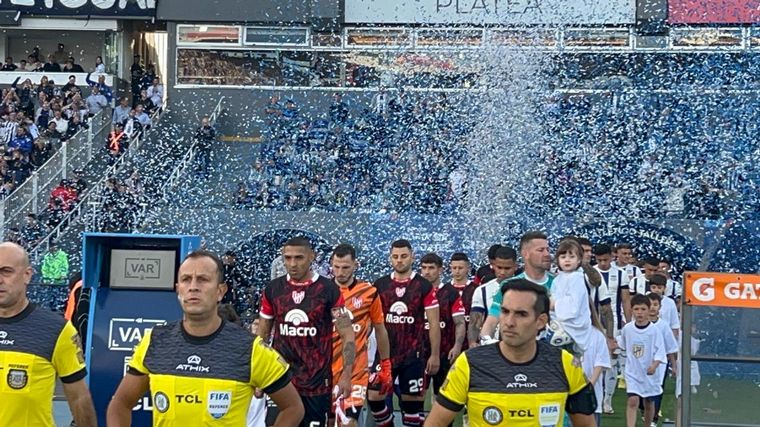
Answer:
[{"left": 686, "top": 360, "right": 760, "bottom": 426}]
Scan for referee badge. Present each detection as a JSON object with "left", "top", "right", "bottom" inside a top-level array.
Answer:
[
  {"left": 482, "top": 406, "right": 503, "bottom": 425},
  {"left": 7, "top": 369, "right": 28, "bottom": 389},
  {"left": 207, "top": 391, "right": 232, "bottom": 419},
  {"left": 154, "top": 392, "right": 170, "bottom": 413}
]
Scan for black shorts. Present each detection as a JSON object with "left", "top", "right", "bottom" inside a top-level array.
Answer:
[
  {"left": 429, "top": 357, "right": 451, "bottom": 396},
  {"left": 393, "top": 358, "right": 427, "bottom": 397},
  {"left": 627, "top": 393, "right": 655, "bottom": 401},
  {"left": 301, "top": 394, "right": 330, "bottom": 427}
]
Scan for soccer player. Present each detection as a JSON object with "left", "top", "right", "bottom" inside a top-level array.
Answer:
[
  {"left": 480, "top": 232, "right": 554, "bottom": 340},
  {"left": 615, "top": 294, "right": 666, "bottom": 427},
  {"left": 0, "top": 242, "right": 96, "bottom": 427},
  {"left": 629, "top": 257, "right": 663, "bottom": 296},
  {"left": 419, "top": 253, "right": 465, "bottom": 403},
  {"left": 593, "top": 243, "right": 631, "bottom": 414},
  {"left": 368, "top": 239, "right": 440, "bottom": 427},
  {"left": 448, "top": 252, "right": 477, "bottom": 349},
  {"left": 258, "top": 238, "right": 356, "bottom": 427},
  {"left": 473, "top": 244, "right": 502, "bottom": 285},
  {"left": 108, "top": 250, "right": 303, "bottom": 426},
  {"left": 329, "top": 244, "right": 392, "bottom": 427},
  {"left": 424, "top": 279, "right": 597, "bottom": 427},
  {"left": 467, "top": 246, "right": 517, "bottom": 347},
  {"left": 614, "top": 243, "right": 643, "bottom": 282}
]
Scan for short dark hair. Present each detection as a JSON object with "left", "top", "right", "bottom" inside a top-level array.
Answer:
[
  {"left": 493, "top": 246, "right": 517, "bottom": 261},
  {"left": 616, "top": 243, "right": 633, "bottom": 251},
  {"left": 659, "top": 258, "right": 671, "bottom": 266},
  {"left": 500, "top": 279, "right": 550, "bottom": 318},
  {"left": 183, "top": 249, "right": 224, "bottom": 283},
  {"left": 647, "top": 293, "right": 662, "bottom": 304},
  {"left": 593, "top": 244, "right": 612, "bottom": 256},
  {"left": 576, "top": 237, "right": 592, "bottom": 248},
  {"left": 649, "top": 274, "right": 667, "bottom": 287},
  {"left": 420, "top": 253, "right": 443, "bottom": 267},
  {"left": 631, "top": 293, "right": 651, "bottom": 308},
  {"left": 283, "top": 237, "right": 312, "bottom": 250},
  {"left": 643, "top": 257, "right": 660, "bottom": 267},
  {"left": 519, "top": 231, "right": 548, "bottom": 252},
  {"left": 487, "top": 244, "right": 503, "bottom": 260},
  {"left": 68, "top": 75, "right": 75, "bottom": 80},
  {"left": 331, "top": 243, "right": 357, "bottom": 261},
  {"left": 390, "top": 239, "right": 412, "bottom": 251},
  {"left": 450, "top": 252, "right": 470, "bottom": 263}
]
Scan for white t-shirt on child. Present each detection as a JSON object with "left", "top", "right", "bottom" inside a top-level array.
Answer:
[
  {"left": 581, "top": 328, "right": 612, "bottom": 413},
  {"left": 617, "top": 322, "right": 667, "bottom": 398},
  {"left": 551, "top": 269, "right": 592, "bottom": 352}
]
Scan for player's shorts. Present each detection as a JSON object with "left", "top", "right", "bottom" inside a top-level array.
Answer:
[
  {"left": 429, "top": 356, "right": 451, "bottom": 396},
  {"left": 301, "top": 394, "right": 331, "bottom": 427},
  {"left": 392, "top": 358, "right": 427, "bottom": 397},
  {"left": 332, "top": 367, "right": 369, "bottom": 410}
]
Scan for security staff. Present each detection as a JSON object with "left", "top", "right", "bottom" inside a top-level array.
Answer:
[
  {"left": 425, "top": 279, "right": 597, "bottom": 427},
  {"left": 107, "top": 250, "right": 304, "bottom": 426},
  {"left": 0, "top": 242, "right": 97, "bottom": 426}
]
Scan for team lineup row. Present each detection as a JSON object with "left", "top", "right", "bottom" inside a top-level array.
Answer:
[{"left": 0, "top": 231, "right": 677, "bottom": 427}]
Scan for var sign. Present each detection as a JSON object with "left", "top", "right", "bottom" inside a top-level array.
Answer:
[
  {"left": 125, "top": 257, "right": 162, "bottom": 280},
  {"left": 108, "top": 317, "right": 166, "bottom": 351}
]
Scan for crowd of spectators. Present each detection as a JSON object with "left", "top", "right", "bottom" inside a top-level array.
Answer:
[{"left": 235, "top": 91, "right": 475, "bottom": 213}]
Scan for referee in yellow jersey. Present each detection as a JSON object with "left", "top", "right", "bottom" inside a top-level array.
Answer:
[
  {"left": 0, "top": 242, "right": 97, "bottom": 427},
  {"left": 107, "top": 250, "right": 304, "bottom": 426},
  {"left": 425, "top": 279, "right": 597, "bottom": 427}
]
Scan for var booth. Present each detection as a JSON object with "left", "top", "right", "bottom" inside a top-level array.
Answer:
[{"left": 82, "top": 233, "right": 201, "bottom": 426}]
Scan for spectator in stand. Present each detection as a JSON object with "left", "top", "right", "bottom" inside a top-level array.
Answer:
[
  {"left": 18, "top": 59, "right": 28, "bottom": 71},
  {"left": 329, "top": 93, "right": 349, "bottom": 125},
  {"left": 51, "top": 109, "right": 69, "bottom": 136},
  {"left": 130, "top": 55, "right": 144, "bottom": 106},
  {"left": 22, "top": 114, "right": 40, "bottom": 141},
  {"left": 41, "top": 241, "right": 70, "bottom": 284},
  {"left": 85, "top": 86, "right": 108, "bottom": 116},
  {"left": 62, "top": 113, "right": 86, "bottom": 142},
  {"left": 85, "top": 72, "right": 113, "bottom": 103},
  {"left": 122, "top": 109, "right": 141, "bottom": 140},
  {"left": 112, "top": 97, "right": 131, "bottom": 125},
  {"left": 0, "top": 112, "right": 18, "bottom": 146},
  {"left": 61, "top": 76, "right": 78, "bottom": 97},
  {"left": 2, "top": 56, "right": 17, "bottom": 71},
  {"left": 146, "top": 77, "right": 164, "bottom": 108},
  {"left": 9, "top": 126, "right": 33, "bottom": 156},
  {"left": 8, "top": 150, "right": 33, "bottom": 187},
  {"left": 140, "top": 63, "right": 157, "bottom": 93},
  {"left": 36, "top": 102, "right": 51, "bottom": 129},
  {"left": 3, "top": 227, "right": 23, "bottom": 245},
  {"left": 194, "top": 115, "right": 216, "bottom": 177},
  {"left": 53, "top": 43, "right": 68, "bottom": 64},
  {"left": 136, "top": 89, "right": 156, "bottom": 115},
  {"left": 27, "top": 54, "right": 42, "bottom": 71},
  {"left": 37, "top": 76, "right": 54, "bottom": 100},
  {"left": 21, "top": 213, "right": 45, "bottom": 248},
  {"left": 63, "top": 57, "right": 84, "bottom": 73},
  {"left": 45, "top": 198, "right": 65, "bottom": 227},
  {"left": 63, "top": 94, "right": 88, "bottom": 122},
  {"left": 70, "top": 168, "right": 88, "bottom": 195},
  {"left": 94, "top": 56, "right": 105, "bottom": 73},
  {"left": 134, "top": 104, "right": 151, "bottom": 129},
  {"left": 42, "top": 54, "right": 62, "bottom": 72},
  {"left": 30, "top": 137, "right": 52, "bottom": 167},
  {"left": 49, "top": 179, "right": 78, "bottom": 211},
  {"left": 11, "top": 77, "right": 35, "bottom": 117}
]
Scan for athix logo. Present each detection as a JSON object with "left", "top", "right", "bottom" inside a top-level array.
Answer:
[
  {"left": 0, "top": 330, "right": 13, "bottom": 345},
  {"left": 279, "top": 309, "right": 317, "bottom": 336},
  {"left": 292, "top": 291, "right": 305, "bottom": 304},
  {"left": 176, "top": 354, "right": 210, "bottom": 372},
  {"left": 692, "top": 278, "right": 715, "bottom": 302},
  {"left": 505, "top": 373, "right": 538, "bottom": 389},
  {"left": 386, "top": 302, "right": 415, "bottom": 324}
]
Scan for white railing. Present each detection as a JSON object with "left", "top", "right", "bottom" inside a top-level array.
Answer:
[
  {"left": 159, "top": 96, "right": 225, "bottom": 202},
  {"left": 0, "top": 110, "right": 109, "bottom": 237},
  {"left": 28, "top": 106, "right": 166, "bottom": 263}
]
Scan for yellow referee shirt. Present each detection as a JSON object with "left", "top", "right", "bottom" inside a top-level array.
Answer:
[
  {"left": 128, "top": 320, "right": 291, "bottom": 426},
  {"left": 0, "top": 303, "right": 86, "bottom": 427},
  {"left": 438, "top": 341, "right": 588, "bottom": 427}
]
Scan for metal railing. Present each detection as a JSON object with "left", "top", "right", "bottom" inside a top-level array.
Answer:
[
  {"left": 159, "top": 96, "right": 226, "bottom": 202},
  {"left": 0, "top": 111, "right": 109, "bottom": 237},
  {"left": 28, "top": 106, "right": 166, "bottom": 264}
]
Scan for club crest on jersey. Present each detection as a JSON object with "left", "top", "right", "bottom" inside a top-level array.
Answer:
[
  {"left": 154, "top": 392, "right": 170, "bottom": 413},
  {"left": 292, "top": 291, "right": 305, "bottom": 304},
  {"left": 395, "top": 287, "right": 406, "bottom": 298},
  {"left": 633, "top": 344, "right": 645, "bottom": 358},
  {"left": 207, "top": 391, "right": 232, "bottom": 419},
  {"left": 482, "top": 406, "right": 503, "bottom": 425},
  {"left": 352, "top": 297, "right": 362, "bottom": 309},
  {"left": 7, "top": 369, "right": 27, "bottom": 389}
]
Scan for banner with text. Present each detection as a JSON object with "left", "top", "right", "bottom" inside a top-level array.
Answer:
[
  {"left": 0, "top": 0, "right": 156, "bottom": 17},
  {"left": 668, "top": 0, "right": 760, "bottom": 24},
  {"left": 344, "top": 0, "right": 636, "bottom": 25},
  {"left": 684, "top": 272, "right": 760, "bottom": 309}
]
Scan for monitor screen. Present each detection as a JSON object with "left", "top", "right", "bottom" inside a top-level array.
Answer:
[{"left": 109, "top": 249, "right": 176, "bottom": 290}]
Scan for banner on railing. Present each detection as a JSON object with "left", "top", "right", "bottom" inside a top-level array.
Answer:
[
  {"left": 684, "top": 272, "right": 760, "bottom": 309},
  {"left": 344, "top": 0, "right": 636, "bottom": 24},
  {"left": 668, "top": 0, "right": 760, "bottom": 24}
]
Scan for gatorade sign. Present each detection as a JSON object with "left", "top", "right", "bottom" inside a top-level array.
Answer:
[{"left": 684, "top": 272, "right": 760, "bottom": 308}]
